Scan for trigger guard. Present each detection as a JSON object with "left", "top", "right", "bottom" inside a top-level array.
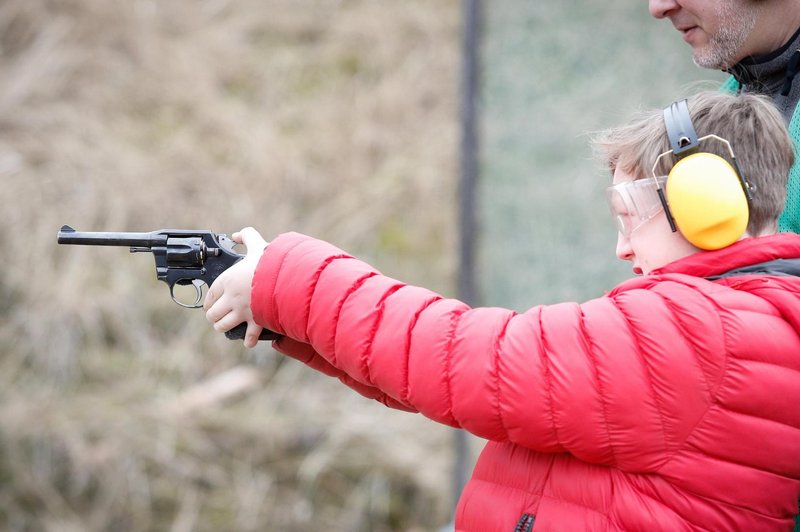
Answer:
[{"left": 170, "top": 279, "right": 205, "bottom": 308}]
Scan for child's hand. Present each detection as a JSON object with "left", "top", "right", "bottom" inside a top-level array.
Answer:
[{"left": 203, "top": 227, "right": 268, "bottom": 348}]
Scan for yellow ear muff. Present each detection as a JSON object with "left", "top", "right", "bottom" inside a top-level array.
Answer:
[{"left": 665, "top": 152, "right": 749, "bottom": 250}]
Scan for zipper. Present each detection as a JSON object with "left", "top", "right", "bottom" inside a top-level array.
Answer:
[{"left": 514, "top": 513, "right": 535, "bottom": 532}]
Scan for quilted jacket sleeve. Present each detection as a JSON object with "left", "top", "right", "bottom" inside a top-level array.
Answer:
[
  {"left": 270, "top": 336, "right": 416, "bottom": 411},
  {"left": 251, "top": 232, "right": 730, "bottom": 471}
]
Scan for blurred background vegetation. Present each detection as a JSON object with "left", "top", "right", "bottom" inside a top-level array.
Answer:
[
  {"left": 480, "top": 2, "right": 725, "bottom": 307},
  {"left": 0, "top": 0, "right": 722, "bottom": 530}
]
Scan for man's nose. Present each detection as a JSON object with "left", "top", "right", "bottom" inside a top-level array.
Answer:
[
  {"left": 648, "top": 0, "right": 680, "bottom": 19},
  {"left": 616, "top": 232, "right": 634, "bottom": 262}
]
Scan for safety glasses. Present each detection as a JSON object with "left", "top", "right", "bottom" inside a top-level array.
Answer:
[{"left": 606, "top": 176, "right": 668, "bottom": 237}]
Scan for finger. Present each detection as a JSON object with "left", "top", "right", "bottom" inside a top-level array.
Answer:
[
  {"left": 213, "top": 311, "right": 244, "bottom": 333},
  {"left": 243, "top": 323, "right": 264, "bottom": 349},
  {"left": 202, "top": 287, "right": 219, "bottom": 311},
  {"left": 205, "top": 299, "right": 232, "bottom": 325}
]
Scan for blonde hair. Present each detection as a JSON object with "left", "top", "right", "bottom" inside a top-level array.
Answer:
[{"left": 593, "top": 91, "right": 795, "bottom": 236}]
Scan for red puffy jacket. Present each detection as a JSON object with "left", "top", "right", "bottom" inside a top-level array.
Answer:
[{"left": 251, "top": 232, "right": 800, "bottom": 531}]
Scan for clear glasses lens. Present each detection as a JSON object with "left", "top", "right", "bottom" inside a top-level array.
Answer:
[{"left": 606, "top": 176, "right": 667, "bottom": 237}]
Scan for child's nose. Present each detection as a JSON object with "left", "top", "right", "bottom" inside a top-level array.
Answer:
[{"left": 616, "top": 232, "right": 634, "bottom": 262}]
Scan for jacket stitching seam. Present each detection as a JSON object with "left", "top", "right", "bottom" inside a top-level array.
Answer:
[
  {"left": 614, "top": 292, "right": 672, "bottom": 456},
  {"left": 655, "top": 288, "right": 732, "bottom": 472},
  {"left": 331, "top": 271, "right": 379, "bottom": 381},
  {"left": 492, "top": 311, "right": 517, "bottom": 441},
  {"left": 401, "top": 294, "right": 444, "bottom": 404},
  {"left": 443, "top": 307, "right": 467, "bottom": 425},
  {"left": 361, "top": 282, "right": 405, "bottom": 386},
  {"left": 619, "top": 484, "right": 716, "bottom": 532},
  {"left": 578, "top": 304, "right": 617, "bottom": 467},
  {"left": 537, "top": 309, "right": 563, "bottom": 446},
  {"left": 652, "top": 284, "right": 715, "bottom": 398},
  {"left": 305, "top": 254, "right": 354, "bottom": 365},
  {"left": 726, "top": 356, "right": 800, "bottom": 378},
  {"left": 685, "top": 412, "right": 800, "bottom": 478},
  {"left": 659, "top": 460, "right": 791, "bottom": 523}
]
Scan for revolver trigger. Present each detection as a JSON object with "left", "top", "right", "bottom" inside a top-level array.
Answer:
[{"left": 170, "top": 279, "right": 206, "bottom": 308}]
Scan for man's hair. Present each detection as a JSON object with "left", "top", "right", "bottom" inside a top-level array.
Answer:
[{"left": 593, "top": 91, "right": 795, "bottom": 236}]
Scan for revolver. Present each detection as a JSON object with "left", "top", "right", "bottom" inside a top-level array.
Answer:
[{"left": 57, "top": 225, "right": 280, "bottom": 341}]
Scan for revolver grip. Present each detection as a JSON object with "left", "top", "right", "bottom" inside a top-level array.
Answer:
[{"left": 225, "top": 323, "right": 282, "bottom": 342}]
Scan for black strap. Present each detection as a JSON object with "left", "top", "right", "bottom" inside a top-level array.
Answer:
[{"left": 663, "top": 99, "right": 699, "bottom": 157}]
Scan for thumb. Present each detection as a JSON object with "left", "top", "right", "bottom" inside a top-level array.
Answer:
[{"left": 234, "top": 227, "right": 268, "bottom": 255}]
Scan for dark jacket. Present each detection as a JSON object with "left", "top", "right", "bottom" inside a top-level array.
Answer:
[{"left": 724, "top": 25, "right": 800, "bottom": 233}]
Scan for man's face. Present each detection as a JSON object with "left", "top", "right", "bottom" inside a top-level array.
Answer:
[
  {"left": 611, "top": 167, "right": 700, "bottom": 275},
  {"left": 649, "top": 0, "right": 762, "bottom": 69}
]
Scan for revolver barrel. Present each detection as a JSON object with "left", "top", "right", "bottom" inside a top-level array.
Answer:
[{"left": 57, "top": 225, "right": 163, "bottom": 248}]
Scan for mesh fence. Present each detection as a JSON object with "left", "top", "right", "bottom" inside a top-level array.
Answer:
[{"left": 478, "top": 1, "right": 724, "bottom": 309}]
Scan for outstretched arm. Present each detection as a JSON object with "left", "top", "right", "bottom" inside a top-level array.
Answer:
[{"left": 214, "top": 230, "right": 726, "bottom": 471}]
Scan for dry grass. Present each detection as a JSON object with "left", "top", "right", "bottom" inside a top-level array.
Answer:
[
  {"left": 0, "top": 0, "right": 724, "bottom": 529},
  {"left": 0, "top": 0, "right": 461, "bottom": 530}
]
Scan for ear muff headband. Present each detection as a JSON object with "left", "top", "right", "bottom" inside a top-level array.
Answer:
[
  {"left": 664, "top": 99, "right": 700, "bottom": 155},
  {"left": 653, "top": 99, "right": 754, "bottom": 250}
]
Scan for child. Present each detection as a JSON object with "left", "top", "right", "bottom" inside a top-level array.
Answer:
[{"left": 205, "top": 91, "right": 800, "bottom": 531}]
